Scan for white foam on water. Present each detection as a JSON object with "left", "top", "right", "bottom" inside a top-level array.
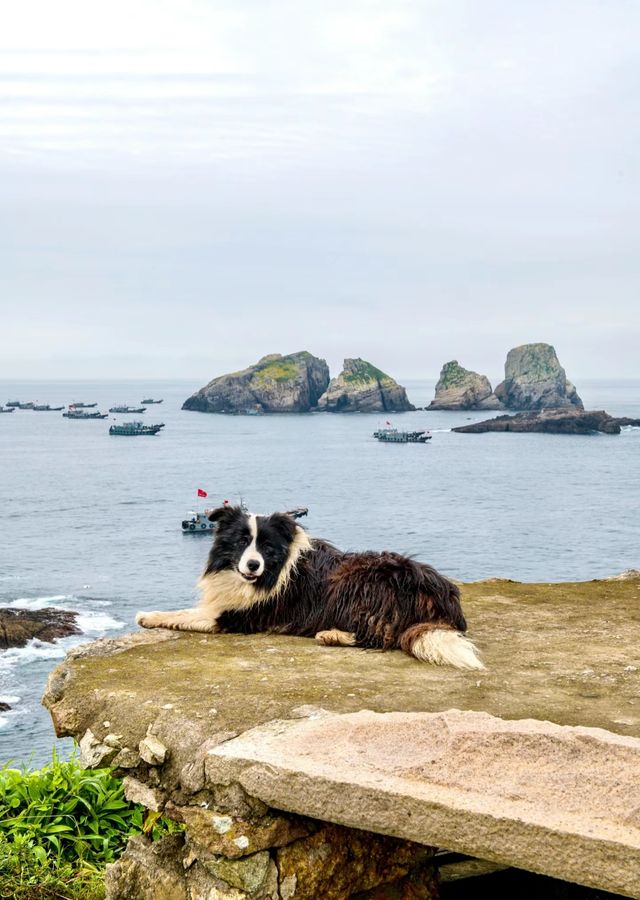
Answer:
[
  {"left": 7, "top": 595, "right": 72, "bottom": 610},
  {"left": 75, "top": 612, "right": 124, "bottom": 634},
  {"left": 0, "top": 695, "right": 21, "bottom": 704}
]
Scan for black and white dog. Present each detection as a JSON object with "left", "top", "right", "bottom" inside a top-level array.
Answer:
[{"left": 137, "top": 506, "right": 483, "bottom": 669}]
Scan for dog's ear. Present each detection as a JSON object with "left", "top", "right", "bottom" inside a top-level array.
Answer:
[
  {"left": 208, "top": 505, "right": 243, "bottom": 523},
  {"left": 268, "top": 512, "right": 298, "bottom": 542}
]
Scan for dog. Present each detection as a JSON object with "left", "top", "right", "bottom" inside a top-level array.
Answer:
[{"left": 137, "top": 505, "right": 484, "bottom": 669}]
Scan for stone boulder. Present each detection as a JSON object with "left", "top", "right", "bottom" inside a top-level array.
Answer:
[
  {"left": 41, "top": 576, "right": 640, "bottom": 898},
  {"left": 0, "top": 607, "right": 81, "bottom": 650},
  {"left": 317, "top": 359, "right": 414, "bottom": 413},
  {"left": 494, "top": 344, "right": 583, "bottom": 410},
  {"left": 428, "top": 361, "right": 503, "bottom": 411},
  {"left": 182, "top": 352, "right": 330, "bottom": 414},
  {"left": 453, "top": 409, "right": 640, "bottom": 435}
]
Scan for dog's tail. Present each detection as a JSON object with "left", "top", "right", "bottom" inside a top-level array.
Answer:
[{"left": 400, "top": 624, "right": 485, "bottom": 670}]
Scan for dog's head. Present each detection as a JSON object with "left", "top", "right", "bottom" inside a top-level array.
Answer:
[{"left": 205, "top": 505, "right": 302, "bottom": 591}]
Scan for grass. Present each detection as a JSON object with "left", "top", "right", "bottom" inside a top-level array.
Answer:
[
  {"left": 342, "top": 359, "right": 390, "bottom": 385},
  {"left": 0, "top": 753, "right": 181, "bottom": 900}
]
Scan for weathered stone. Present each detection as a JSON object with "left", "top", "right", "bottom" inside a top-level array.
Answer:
[
  {"left": 494, "top": 343, "right": 583, "bottom": 410},
  {"left": 276, "top": 824, "right": 434, "bottom": 899},
  {"left": 105, "top": 834, "right": 187, "bottom": 900},
  {"left": 428, "top": 361, "right": 502, "bottom": 411},
  {"left": 0, "top": 702, "right": 10, "bottom": 712},
  {"left": 317, "top": 358, "right": 415, "bottom": 413},
  {"left": 453, "top": 408, "right": 640, "bottom": 435},
  {"left": 167, "top": 803, "right": 310, "bottom": 858},
  {"left": 123, "top": 776, "right": 165, "bottom": 811},
  {"left": 209, "top": 709, "right": 640, "bottom": 899},
  {"left": 202, "top": 850, "right": 277, "bottom": 895},
  {"left": 78, "top": 728, "right": 119, "bottom": 768},
  {"left": 182, "top": 351, "right": 330, "bottom": 414},
  {"left": 0, "top": 606, "right": 81, "bottom": 649},
  {"left": 356, "top": 864, "right": 439, "bottom": 898},
  {"left": 112, "top": 747, "right": 140, "bottom": 769},
  {"left": 139, "top": 732, "right": 168, "bottom": 765}
]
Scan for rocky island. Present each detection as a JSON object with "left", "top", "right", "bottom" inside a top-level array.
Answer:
[
  {"left": 0, "top": 606, "right": 81, "bottom": 650},
  {"left": 494, "top": 343, "right": 583, "bottom": 410},
  {"left": 316, "top": 358, "right": 414, "bottom": 413},
  {"left": 428, "top": 361, "right": 502, "bottom": 411},
  {"left": 182, "top": 352, "right": 330, "bottom": 414},
  {"left": 453, "top": 408, "right": 640, "bottom": 435}
]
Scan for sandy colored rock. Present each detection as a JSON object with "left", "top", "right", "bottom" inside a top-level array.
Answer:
[
  {"left": 209, "top": 709, "right": 640, "bottom": 898},
  {"left": 202, "top": 851, "right": 277, "bottom": 895},
  {"left": 168, "top": 804, "right": 310, "bottom": 858},
  {"left": 428, "top": 361, "right": 502, "bottom": 410},
  {"left": 105, "top": 834, "right": 187, "bottom": 900}
]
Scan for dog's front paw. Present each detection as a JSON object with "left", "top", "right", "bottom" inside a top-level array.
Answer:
[{"left": 136, "top": 611, "right": 165, "bottom": 629}]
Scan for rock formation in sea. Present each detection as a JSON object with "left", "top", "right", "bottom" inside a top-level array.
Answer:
[
  {"left": 453, "top": 409, "right": 640, "bottom": 435},
  {"left": 316, "top": 358, "right": 415, "bottom": 413},
  {"left": 428, "top": 361, "right": 503, "bottom": 410},
  {"left": 0, "top": 607, "right": 81, "bottom": 650},
  {"left": 494, "top": 343, "right": 583, "bottom": 410},
  {"left": 182, "top": 351, "right": 330, "bottom": 414}
]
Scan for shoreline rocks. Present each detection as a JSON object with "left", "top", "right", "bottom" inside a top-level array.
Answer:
[
  {"left": 317, "top": 358, "right": 414, "bottom": 413},
  {"left": 453, "top": 409, "right": 640, "bottom": 435},
  {"left": 182, "top": 351, "right": 330, "bottom": 414},
  {"left": 428, "top": 361, "right": 503, "bottom": 411},
  {"left": 0, "top": 607, "right": 81, "bottom": 650},
  {"left": 494, "top": 343, "right": 583, "bottom": 410}
]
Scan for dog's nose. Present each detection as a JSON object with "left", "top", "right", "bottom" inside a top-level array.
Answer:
[{"left": 246, "top": 559, "right": 261, "bottom": 573}]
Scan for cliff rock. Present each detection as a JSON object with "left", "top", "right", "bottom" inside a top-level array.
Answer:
[
  {"left": 494, "top": 344, "right": 583, "bottom": 410},
  {"left": 453, "top": 409, "right": 640, "bottom": 435},
  {"left": 317, "top": 359, "right": 414, "bottom": 413},
  {"left": 428, "top": 361, "right": 503, "bottom": 410},
  {"left": 0, "top": 607, "right": 81, "bottom": 650},
  {"left": 183, "top": 351, "right": 330, "bottom": 414}
]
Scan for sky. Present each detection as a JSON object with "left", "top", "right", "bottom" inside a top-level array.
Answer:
[{"left": 1, "top": 0, "right": 639, "bottom": 383}]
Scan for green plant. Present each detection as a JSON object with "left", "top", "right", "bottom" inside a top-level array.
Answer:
[{"left": 0, "top": 752, "right": 143, "bottom": 864}]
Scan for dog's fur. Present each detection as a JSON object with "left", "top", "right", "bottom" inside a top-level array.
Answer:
[{"left": 137, "top": 506, "right": 484, "bottom": 669}]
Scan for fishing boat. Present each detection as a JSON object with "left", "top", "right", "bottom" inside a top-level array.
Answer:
[
  {"left": 373, "top": 426, "right": 432, "bottom": 444},
  {"left": 6, "top": 401, "right": 20, "bottom": 407},
  {"left": 69, "top": 402, "right": 98, "bottom": 408},
  {"left": 63, "top": 410, "right": 108, "bottom": 419},
  {"left": 0, "top": 406, "right": 15, "bottom": 413},
  {"left": 181, "top": 505, "right": 308, "bottom": 533},
  {"left": 13, "top": 402, "right": 35, "bottom": 410},
  {"left": 109, "top": 421, "right": 164, "bottom": 435},
  {"left": 33, "top": 404, "right": 64, "bottom": 411},
  {"left": 141, "top": 398, "right": 163, "bottom": 404},
  {"left": 109, "top": 405, "right": 146, "bottom": 414}
]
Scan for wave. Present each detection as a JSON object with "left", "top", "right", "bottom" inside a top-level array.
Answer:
[{"left": 6, "top": 595, "right": 72, "bottom": 610}]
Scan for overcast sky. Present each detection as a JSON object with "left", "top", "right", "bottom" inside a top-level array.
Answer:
[{"left": 1, "top": 0, "right": 639, "bottom": 383}]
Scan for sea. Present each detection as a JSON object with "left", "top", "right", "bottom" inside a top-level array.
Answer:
[{"left": 1, "top": 378, "right": 639, "bottom": 767}]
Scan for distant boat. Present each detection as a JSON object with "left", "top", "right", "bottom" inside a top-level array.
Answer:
[
  {"left": 141, "top": 398, "right": 163, "bottom": 404},
  {"left": 0, "top": 406, "right": 16, "bottom": 413},
  {"left": 373, "top": 426, "right": 432, "bottom": 444},
  {"left": 109, "top": 405, "right": 147, "bottom": 414},
  {"left": 6, "top": 401, "right": 20, "bottom": 407},
  {"left": 33, "top": 404, "right": 64, "bottom": 411},
  {"left": 109, "top": 421, "right": 164, "bottom": 435},
  {"left": 69, "top": 402, "right": 98, "bottom": 408},
  {"left": 181, "top": 505, "right": 308, "bottom": 533},
  {"left": 63, "top": 410, "right": 108, "bottom": 419},
  {"left": 12, "top": 402, "right": 35, "bottom": 410}
]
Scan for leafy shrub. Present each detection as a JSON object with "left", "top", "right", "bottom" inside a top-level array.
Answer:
[{"left": 0, "top": 753, "right": 181, "bottom": 899}]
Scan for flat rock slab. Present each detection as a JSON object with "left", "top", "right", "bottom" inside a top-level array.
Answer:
[{"left": 208, "top": 709, "right": 640, "bottom": 898}]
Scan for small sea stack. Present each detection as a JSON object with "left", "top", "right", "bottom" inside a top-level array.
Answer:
[
  {"left": 494, "top": 343, "right": 583, "bottom": 410},
  {"left": 317, "top": 358, "right": 414, "bottom": 413},
  {"left": 428, "top": 361, "right": 502, "bottom": 410}
]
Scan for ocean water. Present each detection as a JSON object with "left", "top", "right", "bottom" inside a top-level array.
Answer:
[{"left": 1, "top": 377, "right": 639, "bottom": 766}]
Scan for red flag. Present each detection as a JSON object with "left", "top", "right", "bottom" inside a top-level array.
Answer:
[{"left": 197, "top": 488, "right": 207, "bottom": 498}]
